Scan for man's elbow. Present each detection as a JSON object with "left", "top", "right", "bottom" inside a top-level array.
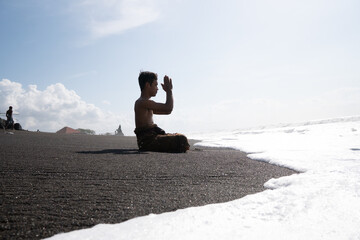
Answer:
[
  {"left": 165, "top": 104, "right": 173, "bottom": 114},
  {"left": 164, "top": 108, "right": 173, "bottom": 114}
]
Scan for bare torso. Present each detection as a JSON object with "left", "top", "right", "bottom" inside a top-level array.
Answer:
[
  {"left": 134, "top": 98, "right": 155, "bottom": 128},
  {"left": 134, "top": 76, "right": 173, "bottom": 129}
]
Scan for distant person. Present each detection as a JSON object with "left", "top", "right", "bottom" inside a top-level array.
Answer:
[
  {"left": 6, "top": 106, "right": 14, "bottom": 130},
  {"left": 115, "top": 125, "right": 124, "bottom": 136},
  {"left": 134, "top": 71, "right": 190, "bottom": 153}
]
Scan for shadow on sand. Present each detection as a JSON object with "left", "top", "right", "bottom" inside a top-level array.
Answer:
[{"left": 77, "top": 149, "right": 146, "bottom": 155}]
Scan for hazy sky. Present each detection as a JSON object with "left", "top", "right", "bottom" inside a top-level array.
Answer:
[{"left": 1, "top": 0, "right": 359, "bottom": 135}]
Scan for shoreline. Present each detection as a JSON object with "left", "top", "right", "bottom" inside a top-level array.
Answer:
[{"left": 0, "top": 131, "right": 297, "bottom": 239}]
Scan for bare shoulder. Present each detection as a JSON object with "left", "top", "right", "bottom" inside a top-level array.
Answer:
[{"left": 135, "top": 98, "right": 155, "bottom": 109}]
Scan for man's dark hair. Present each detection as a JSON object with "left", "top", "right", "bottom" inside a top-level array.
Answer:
[{"left": 138, "top": 71, "right": 157, "bottom": 91}]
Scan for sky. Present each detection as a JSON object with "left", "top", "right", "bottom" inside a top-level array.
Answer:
[{"left": 1, "top": 0, "right": 360, "bottom": 135}]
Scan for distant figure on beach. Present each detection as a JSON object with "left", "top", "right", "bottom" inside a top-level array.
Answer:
[
  {"left": 6, "top": 106, "right": 14, "bottom": 130},
  {"left": 115, "top": 125, "right": 124, "bottom": 136},
  {"left": 134, "top": 71, "right": 190, "bottom": 153}
]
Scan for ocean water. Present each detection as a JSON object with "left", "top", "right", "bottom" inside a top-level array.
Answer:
[{"left": 47, "top": 116, "right": 360, "bottom": 240}]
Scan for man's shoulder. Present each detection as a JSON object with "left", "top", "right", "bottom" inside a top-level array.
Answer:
[
  {"left": 135, "top": 98, "right": 155, "bottom": 113},
  {"left": 136, "top": 98, "right": 155, "bottom": 106}
]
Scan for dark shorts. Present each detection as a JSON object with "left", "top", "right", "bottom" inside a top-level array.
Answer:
[{"left": 134, "top": 125, "right": 190, "bottom": 153}]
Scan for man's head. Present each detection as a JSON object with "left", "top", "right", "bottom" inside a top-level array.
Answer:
[
  {"left": 9, "top": 106, "right": 12, "bottom": 109},
  {"left": 138, "top": 71, "right": 158, "bottom": 92}
]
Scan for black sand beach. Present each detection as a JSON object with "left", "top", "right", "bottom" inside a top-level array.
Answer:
[{"left": 0, "top": 131, "right": 296, "bottom": 239}]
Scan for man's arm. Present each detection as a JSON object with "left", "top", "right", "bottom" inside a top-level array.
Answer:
[
  {"left": 153, "top": 93, "right": 173, "bottom": 114},
  {"left": 142, "top": 94, "right": 173, "bottom": 115},
  {"left": 154, "top": 75, "right": 173, "bottom": 114}
]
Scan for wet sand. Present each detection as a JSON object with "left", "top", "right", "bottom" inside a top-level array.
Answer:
[{"left": 0, "top": 131, "right": 297, "bottom": 239}]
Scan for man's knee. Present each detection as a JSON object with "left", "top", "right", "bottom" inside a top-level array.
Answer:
[
  {"left": 175, "top": 134, "right": 190, "bottom": 153},
  {"left": 158, "top": 134, "right": 189, "bottom": 153}
]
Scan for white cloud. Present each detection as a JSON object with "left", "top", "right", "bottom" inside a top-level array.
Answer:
[
  {"left": 102, "top": 100, "right": 111, "bottom": 105},
  {"left": 73, "top": 0, "right": 161, "bottom": 39},
  {"left": 0, "top": 79, "right": 133, "bottom": 134}
]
